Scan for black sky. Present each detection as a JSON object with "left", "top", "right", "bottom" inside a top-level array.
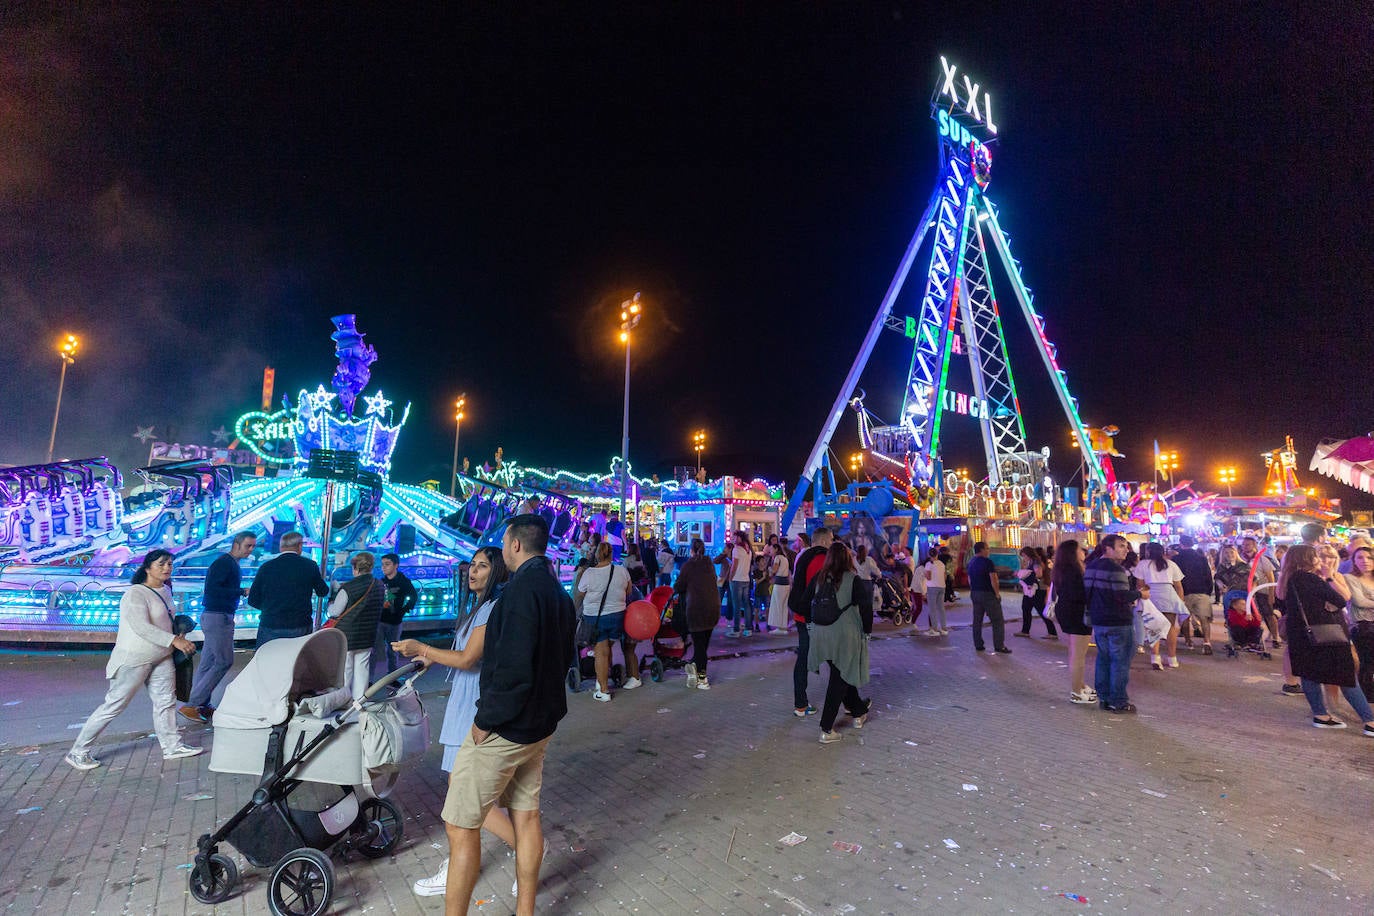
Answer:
[{"left": 1, "top": 3, "right": 1371, "bottom": 504}]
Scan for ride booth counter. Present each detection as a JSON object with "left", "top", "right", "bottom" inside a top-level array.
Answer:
[{"left": 661, "top": 476, "right": 786, "bottom": 558}]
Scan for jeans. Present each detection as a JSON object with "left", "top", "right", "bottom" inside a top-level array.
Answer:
[
  {"left": 371, "top": 620, "right": 403, "bottom": 681},
  {"left": 256, "top": 624, "right": 311, "bottom": 648},
  {"left": 1021, "top": 591, "right": 1057, "bottom": 636},
  {"left": 72, "top": 659, "right": 182, "bottom": 755},
  {"left": 819, "top": 661, "right": 868, "bottom": 731},
  {"left": 793, "top": 622, "right": 812, "bottom": 708},
  {"left": 970, "top": 592, "right": 1005, "bottom": 651},
  {"left": 1301, "top": 677, "right": 1374, "bottom": 722},
  {"left": 1093, "top": 625, "right": 1136, "bottom": 708},
  {"left": 1352, "top": 622, "right": 1374, "bottom": 702},
  {"left": 187, "top": 612, "right": 235, "bottom": 709},
  {"left": 658, "top": 573, "right": 672, "bottom": 588},
  {"left": 690, "top": 629, "right": 712, "bottom": 676},
  {"left": 926, "top": 587, "right": 946, "bottom": 630},
  {"left": 729, "top": 581, "right": 752, "bottom": 632}
]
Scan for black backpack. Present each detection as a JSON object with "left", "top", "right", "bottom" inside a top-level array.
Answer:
[{"left": 810, "top": 573, "right": 851, "bottom": 626}]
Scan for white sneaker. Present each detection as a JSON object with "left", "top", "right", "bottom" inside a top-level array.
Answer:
[
  {"left": 622, "top": 677, "right": 642, "bottom": 690},
  {"left": 65, "top": 751, "right": 100, "bottom": 771},
  {"left": 819, "top": 730, "right": 842, "bottom": 744},
  {"left": 1069, "top": 689, "right": 1097, "bottom": 705},
  {"left": 413, "top": 859, "right": 448, "bottom": 897},
  {"left": 162, "top": 744, "right": 204, "bottom": 761},
  {"left": 696, "top": 676, "right": 711, "bottom": 690},
  {"left": 592, "top": 689, "right": 611, "bottom": 702},
  {"left": 684, "top": 662, "right": 698, "bottom": 689}
]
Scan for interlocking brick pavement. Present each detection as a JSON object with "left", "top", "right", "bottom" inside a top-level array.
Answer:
[{"left": 2, "top": 596, "right": 1372, "bottom": 914}]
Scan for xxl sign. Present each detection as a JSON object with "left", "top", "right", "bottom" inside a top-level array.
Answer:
[{"left": 937, "top": 56, "right": 998, "bottom": 135}]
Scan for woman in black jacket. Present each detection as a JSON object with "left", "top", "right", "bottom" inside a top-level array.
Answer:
[
  {"left": 1049, "top": 540, "right": 1093, "bottom": 705},
  {"left": 674, "top": 538, "right": 721, "bottom": 690}
]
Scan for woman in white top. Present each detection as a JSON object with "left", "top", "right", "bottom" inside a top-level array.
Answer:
[
  {"left": 853, "top": 544, "right": 882, "bottom": 581},
  {"left": 1135, "top": 542, "right": 1186, "bottom": 669},
  {"left": 922, "top": 548, "right": 949, "bottom": 635},
  {"left": 576, "top": 542, "right": 640, "bottom": 701},
  {"left": 66, "top": 549, "right": 202, "bottom": 770},
  {"left": 766, "top": 544, "right": 793, "bottom": 633}
]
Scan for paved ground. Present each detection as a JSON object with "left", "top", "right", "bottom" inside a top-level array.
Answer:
[{"left": 2, "top": 596, "right": 1372, "bottom": 914}]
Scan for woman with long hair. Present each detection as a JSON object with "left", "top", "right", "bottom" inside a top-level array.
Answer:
[
  {"left": 1135, "top": 542, "right": 1187, "bottom": 670},
  {"left": 66, "top": 549, "right": 202, "bottom": 770},
  {"left": 675, "top": 538, "right": 721, "bottom": 689},
  {"left": 1014, "top": 546, "right": 1057, "bottom": 639},
  {"left": 1278, "top": 545, "right": 1373, "bottom": 734},
  {"left": 766, "top": 541, "right": 793, "bottom": 634},
  {"left": 1049, "top": 540, "right": 1095, "bottom": 704},
  {"left": 807, "top": 542, "right": 872, "bottom": 744},
  {"left": 576, "top": 541, "right": 640, "bottom": 700},
  {"left": 394, "top": 546, "right": 524, "bottom": 898},
  {"left": 1343, "top": 544, "right": 1374, "bottom": 702}
]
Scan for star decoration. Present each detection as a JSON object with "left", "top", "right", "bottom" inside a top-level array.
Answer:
[
  {"left": 363, "top": 390, "right": 393, "bottom": 417},
  {"left": 210, "top": 425, "right": 230, "bottom": 444},
  {"left": 133, "top": 425, "right": 156, "bottom": 443},
  {"left": 306, "top": 385, "right": 336, "bottom": 412}
]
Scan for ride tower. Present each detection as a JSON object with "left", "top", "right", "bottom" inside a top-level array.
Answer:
[{"left": 783, "top": 57, "right": 1109, "bottom": 531}]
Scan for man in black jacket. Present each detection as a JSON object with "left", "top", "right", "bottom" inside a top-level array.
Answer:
[
  {"left": 247, "top": 531, "right": 328, "bottom": 647},
  {"left": 180, "top": 530, "right": 257, "bottom": 723},
  {"left": 442, "top": 514, "right": 576, "bottom": 916},
  {"left": 1086, "top": 534, "right": 1143, "bottom": 713},
  {"left": 788, "top": 526, "right": 833, "bottom": 717},
  {"left": 370, "top": 552, "right": 418, "bottom": 680}
]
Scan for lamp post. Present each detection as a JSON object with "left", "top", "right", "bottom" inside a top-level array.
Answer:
[
  {"left": 618, "top": 293, "right": 643, "bottom": 520},
  {"left": 46, "top": 334, "right": 79, "bottom": 463},
  {"left": 450, "top": 395, "right": 466, "bottom": 498},
  {"left": 693, "top": 430, "right": 706, "bottom": 474},
  {"left": 1218, "top": 466, "right": 1236, "bottom": 498},
  {"left": 1157, "top": 450, "right": 1180, "bottom": 489}
]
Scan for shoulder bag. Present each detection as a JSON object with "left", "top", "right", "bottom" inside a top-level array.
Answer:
[
  {"left": 1289, "top": 579, "right": 1349, "bottom": 646},
  {"left": 576, "top": 566, "right": 613, "bottom": 648},
  {"left": 323, "top": 578, "right": 376, "bottom": 629}
]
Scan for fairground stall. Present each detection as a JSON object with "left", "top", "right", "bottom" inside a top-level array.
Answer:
[{"left": 661, "top": 476, "right": 786, "bottom": 556}]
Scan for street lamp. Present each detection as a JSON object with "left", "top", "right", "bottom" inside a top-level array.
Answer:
[
  {"left": 450, "top": 395, "right": 466, "bottom": 498},
  {"left": 693, "top": 429, "right": 706, "bottom": 474},
  {"left": 849, "top": 452, "right": 863, "bottom": 479},
  {"left": 1217, "top": 466, "right": 1237, "bottom": 498},
  {"left": 1156, "top": 450, "right": 1180, "bottom": 488},
  {"left": 46, "top": 333, "right": 79, "bottom": 463},
  {"left": 618, "top": 292, "right": 643, "bottom": 520}
]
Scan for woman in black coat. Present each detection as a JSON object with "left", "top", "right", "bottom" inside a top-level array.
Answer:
[
  {"left": 674, "top": 538, "right": 721, "bottom": 691},
  {"left": 1278, "top": 545, "right": 1374, "bottom": 734}
]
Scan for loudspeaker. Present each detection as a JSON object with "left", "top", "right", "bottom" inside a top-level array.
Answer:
[{"left": 395, "top": 524, "right": 416, "bottom": 555}]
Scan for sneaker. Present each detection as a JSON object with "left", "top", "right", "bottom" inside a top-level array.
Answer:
[
  {"left": 1282, "top": 683, "right": 1304, "bottom": 695},
  {"left": 741, "top": 630, "right": 752, "bottom": 637},
  {"left": 413, "top": 859, "right": 448, "bottom": 897},
  {"left": 852, "top": 712, "right": 869, "bottom": 729},
  {"left": 65, "top": 751, "right": 100, "bottom": 771},
  {"left": 162, "top": 744, "right": 204, "bottom": 761},
  {"left": 1201, "top": 644, "right": 1214, "bottom": 656},
  {"left": 1312, "top": 717, "right": 1346, "bottom": 729},
  {"left": 1014, "top": 632, "right": 1031, "bottom": 638},
  {"left": 1042, "top": 634, "right": 1059, "bottom": 640},
  {"left": 995, "top": 647, "right": 1012, "bottom": 654},
  {"left": 1167, "top": 657, "right": 1179, "bottom": 669},
  {"left": 1363, "top": 724, "right": 1374, "bottom": 738},
  {"left": 1106, "top": 703, "right": 1138, "bottom": 714},
  {"left": 818, "top": 730, "right": 842, "bottom": 744},
  {"left": 178, "top": 705, "right": 208, "bottom": 724},
  {"left": 940, "top": 628, "right": 951, "bottom": 636},
  {"left": 725, "top": 630, "right": 741, "bottom": 638},
  {"left": 696, "top": 677, "right": 710, "bottom": 690},
  {"left": 793, "top": 705, "right": 816, "bottom": 717},
  {"left": 1151, "top": 658, "right": 1163, "bottom": 671},
  {"left": 592, "top": 690, "right": 611, "bottom": 702},
  {"left": 975, "top": 646, "right": 986, "bottom": 653},
  {"left": 1069, "top": 689, "right": 1097, "bottom": 705},
  {"left": 684, "top": 662, "right": 698, "bottom": 689},
  {"left": 622, "top": 677, "right": 642, "bottom": 690}
]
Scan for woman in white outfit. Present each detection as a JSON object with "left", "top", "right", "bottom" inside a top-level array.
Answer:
[
  {"left": 66, "top": 549, "right": 203, "bottom": 770},
  {"left": 1135, "top": 542, "right": 1187, "bottom": 669},
  {"left": 767, "top": 544, "right": 792, "bottom": 632}
]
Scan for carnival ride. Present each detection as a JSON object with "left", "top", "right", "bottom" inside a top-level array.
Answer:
[
  {"left": 0, "top": 316, "right": 567, "bottom": 643},
  {"left": 783, "top": 57, "right": 1116, "bottom": 542}
]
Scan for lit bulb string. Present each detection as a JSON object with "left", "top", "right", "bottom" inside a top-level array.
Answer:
[{"left": 480, "top": 459, "right": 784, "bottom": 501}]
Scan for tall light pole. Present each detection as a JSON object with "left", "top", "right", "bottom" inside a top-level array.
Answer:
[
  {"left": 46, "top": 333, "right": 80, "bottom": 463},
  {"left": 1218, "top": 466, "right": 1236, "bottom": 498},
  {"left": 1157, "top": 449, "right": 1179, "bottom": 489},
  {"left": 693, "top": 429, "right": 706, "bottom": 475},
  {"left": 450, "top": 395, "right": 466, "bottom": 498},
  {"left": 618, "top": 292, "right": 643, "bottom": 521}
]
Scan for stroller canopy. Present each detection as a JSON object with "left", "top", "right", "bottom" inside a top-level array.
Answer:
[{"left": 213, "top": 629, "right": 347, "bottom": 730}]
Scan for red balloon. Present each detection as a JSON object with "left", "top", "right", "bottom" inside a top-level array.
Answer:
[{"left": 624, "top": 599, "right": 661, "bottom": 641}]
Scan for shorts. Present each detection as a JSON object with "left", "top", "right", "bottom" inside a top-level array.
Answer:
[
  {"left": 442, "top": 733, "right": 551, "bottom": 828},
  {"left": 592, "top": 612, "right": 625, "bottom": 643}
]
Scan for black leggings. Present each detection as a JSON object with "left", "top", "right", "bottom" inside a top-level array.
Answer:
[
  {"left": 1021, "top": 591, "right": 1056, "bottom": 635},
  {"left": 690, "top": 629, "right": 713, "bottom": 675},
  {"left": 820, "top": 661, "right": 868, "bottom": 731},
  {"left": 1353, "top": 622, "right": 1374, "bottom": 703}
]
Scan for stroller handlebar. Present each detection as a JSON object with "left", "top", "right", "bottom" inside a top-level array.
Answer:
[{"left": 362, "top": 660, "right": 426, "bottom": 701}]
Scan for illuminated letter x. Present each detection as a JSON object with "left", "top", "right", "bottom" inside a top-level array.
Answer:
[
  {"left": 939, "top": 56, "right": 959, "bottom": 104},
  {"left": 961, "top": 75, "right": 981, "bottom": 121}
]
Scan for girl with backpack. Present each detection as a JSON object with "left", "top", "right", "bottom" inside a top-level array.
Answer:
[{"left": 806, "top": 542, "right": 872, "bottom": 744}]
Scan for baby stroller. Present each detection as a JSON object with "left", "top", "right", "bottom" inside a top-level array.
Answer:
[
  {"left": 637, "top": 585, "right": 690, "bottom": 681},
  {"left": 875, "top": 573, "right": 914, "bottom": 627},
  {"left": 1223, "top": 589, "right": 1271, "bottom": 659},
  {"left": 189, "top": 629, "right": 430, "bottom": 916}
]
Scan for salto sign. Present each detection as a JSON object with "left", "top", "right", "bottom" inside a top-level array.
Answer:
[{"left": 938, "top": 56, "right": 998, "bottom": 135}]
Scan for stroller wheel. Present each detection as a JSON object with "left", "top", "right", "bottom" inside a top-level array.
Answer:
[
  {"left": 268, "top": 847, "right": 334, "bottom": 916},
  {"left": 566, "top": 666, "right": 581, "bottom": 693},
  {"left": 352, "top": 797, "right": 404, "bottom": 859},
  {"left": 189, "top": 852, "right": 238, "bottom": 904},
  {"left": 649, "top": 657, "right": 665, "bottom": 682}
]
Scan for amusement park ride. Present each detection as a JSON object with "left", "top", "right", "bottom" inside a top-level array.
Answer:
[{"left": 783, "top": 57, "right": 1116, "bottom": 545}]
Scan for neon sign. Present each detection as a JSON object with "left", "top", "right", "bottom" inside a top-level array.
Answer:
[
  {"left": 234, "top": 409, "right": 301, "bottom": 466},
  {"left": 937, "top": 56, "right": 998, "bottom": 135}
]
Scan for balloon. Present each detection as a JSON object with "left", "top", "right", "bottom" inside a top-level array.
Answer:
[{"left": 624, "top": 599, "right": 661, "bottom": 641}]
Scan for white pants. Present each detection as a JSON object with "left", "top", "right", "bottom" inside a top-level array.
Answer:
[
  {"left": 72, "top": 659, "right": 181, "bottom": 755},
  {"left": 767, "top": 584, "right": 792, "bottom": 630},
  {"left": 344, "top": 648, "right": 373, "bottom": 700}
]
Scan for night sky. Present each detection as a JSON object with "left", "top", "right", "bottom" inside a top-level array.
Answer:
[{"left": 2, "top": 4, "right": 1370, "bottom": 505}]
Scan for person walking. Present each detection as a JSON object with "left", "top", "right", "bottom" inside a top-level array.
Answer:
[
  {"left": 674, "top": 538, "right": 720, "bottom": 690},
  {"left": 807, "top": 542, "right": 872, "bottom": 744},
  {"left": 921, "top": 547, "right": 948, "bottom": 636},
  {"left": 440, "top": 514, "right": 577, "bottom": 916},
  {"left": 1014, "top": 546, "right": 1057, "bottom": 639},
  {"left": 655, "top": 540, "right": 676, "bottom": 587},
  {"left": 180, "top": 530, "right": 256, "bottom": 724},
  {"left": 1278, "top": 545, "right": 1374, "bottom": 734},
  {"left": 1049, "top": 540, "right": 1095, "bottom": 704},
  {"left": 325, "top": 551, "right": 385, "bottom": 700},
  {"left": 371, "top": 552, "right": 418, "bottom": 681},
  {"left": 640, "top": 536, "right": 660, "bottom": 588},
  {"left": 1342, "top": 544, "right": 1374, "bottom": 702},
  {"left": 247, "top": 530, "right": 329, "bottom": 647},
  {"left": 1173, "top": 534, "right": 1216, "bottom": 653},
  {"left": 395, "top": 546, "right": 519, "bottom": 900},
  {"left": 575, "top": 541, "right": 640, "bottom": 701},
  {"left": 1086, "top": 535, "right": 1142, "bottom": 713},
  {"left": 67, "top": 549, "right": 203, "bottom": 770},
  {"left": 1135, "top": 542, "right": 1187, "bottom": 670},
  {"left": 788, "top": 527, "right": 833, "bottom": 717},
  {"left": 726, "top": 531, "right": 755, "bottom": 637},
  {"left": 967, "top": 542, "right": 1009, "bottom": 654},
  {"left": 766, "top": 541, "right": 792, "bottom": 633}
]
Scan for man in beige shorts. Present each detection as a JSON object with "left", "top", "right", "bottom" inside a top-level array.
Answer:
[{"left": 443, "top": 514, "right": 576, "bottom": 916}]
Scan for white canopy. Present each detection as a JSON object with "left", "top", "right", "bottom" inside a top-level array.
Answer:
[{"left": 213, "top": 629, "right": 347, "bottom": 730}]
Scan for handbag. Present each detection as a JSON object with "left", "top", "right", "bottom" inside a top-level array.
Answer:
[
  {"left": 1289, "top": 581, "right": 1349, "bottom": 647},
  {"left": 323, "top": 578, "right": 376, "bottom": 629}
]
